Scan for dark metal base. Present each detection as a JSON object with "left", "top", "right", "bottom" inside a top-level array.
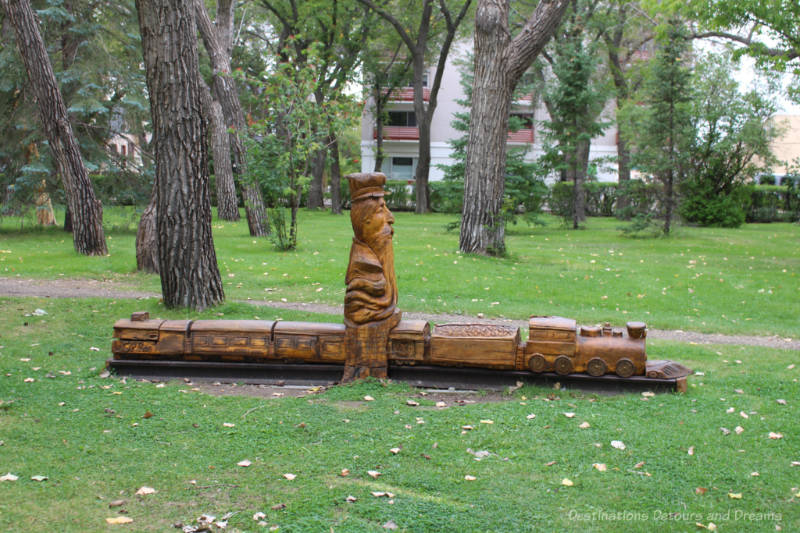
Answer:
[{"left": 107, "top": 359, "right": 687, "bottom": 393}]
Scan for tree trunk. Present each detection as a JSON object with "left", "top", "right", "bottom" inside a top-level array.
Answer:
[
  {"left": 460, "top": 0, "right": 513, "bottom": 255},
  {"left": 200, "top": 78, "right": 239, "bottom": 221},
  {"left": 412, "top": 46, "right": 431, "bottom": 214},
  {"left": 329, "top": 133, "right": 343, "bottom": 214},
  {"left": 195, "top": 0, "right": 269, "bottom": 236},
  {"left": 2, "top": 0, "right": 107, "bottom": 256},
  {"left": 460, "top": 0, "right": 568, "bottom": 255},
  {"left": 307, "top": 147, "right": 326, "bottom": 209},
  {"left": 135, "top": 193, "right": 158, "bottom": 273},
  {"left": 571, "top": 137, "right": 589, "bottom": 228},
  {"left": 615, "top": 130, "right": 631, "bottom": 216},
  {"left": 136, "top": 0, "right": 224, "bottom": 310},
  {"left": 373, "top": 87, "right": 385, "bottom": 172}
]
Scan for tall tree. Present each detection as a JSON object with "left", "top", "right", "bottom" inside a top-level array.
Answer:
[
  {"left": 136, "top": 0, "right": 224, "bottom": 309},
  {"left": 357, "top": 0, "right": 473, "bottom": 213},
  {"left": 1, "top": 0, "right": 107, "bottom": 255},
  {"left": 459, "top": 0, "right": 568, "bottom": 255},
  {"left": 536, "top": 0, "right": 611, "bottom": 229},
  {"left": 195, "top": 0, "right": 269, "bottom": 235}
]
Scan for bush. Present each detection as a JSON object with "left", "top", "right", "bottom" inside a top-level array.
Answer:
[
  {"left": 679, "top": 179, "right": 748, "bottom": 227},
  {"left": 429, "top": 181, "right": 463, "bottom": 214},
  {"left": 584, "top": 182, "right": 617, "bottom": 217},
  {"left": 384, "top": 180, "right": 413, "bottom": 211},
  {"left": 548, "top": 181, "right": 573, "bottom": 219},
  {"left": 746, "top": 184, "right": 800, "bottom": 223}
]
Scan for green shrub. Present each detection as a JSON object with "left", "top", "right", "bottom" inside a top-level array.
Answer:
[
  {"left": 429, "top": 180, "right": 463, "bottom": 214},
  {"left": 385, "top": 179, "right": 413, "bottom": 211},
  {"left": 548, "top": 181, "right": 573, "bottom": 220},
  {"left": 614, "top": 179, "right": 659, "bottom": 220},
  {"left": 584, "top": 182, "right": 617, "bottom": 217},
  {"left": 746, "top": 185, "right": 793, "bottom": 223},
  {"left": 679, "top": 179, "right": 748, "bottom": 227}
]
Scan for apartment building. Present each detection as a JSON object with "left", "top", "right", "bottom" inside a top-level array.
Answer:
[{"left": 360, "top": 43, "right": 620, "bottom": 183}]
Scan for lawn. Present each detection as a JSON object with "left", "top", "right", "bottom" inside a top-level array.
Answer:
[
  {"left": 0, "top": 297, "right": 798, "bottom": 532},
  {"left": 1, "top": 207, "right": 798, "bottom": 337}
]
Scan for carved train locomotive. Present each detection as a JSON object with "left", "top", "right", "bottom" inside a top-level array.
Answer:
[{"left": 112, "top": 311, "right": 684, "bottom": 381}]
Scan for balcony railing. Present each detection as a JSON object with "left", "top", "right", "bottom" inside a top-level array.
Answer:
[
  {"left": 507, "top": 129, "right": 534, "bottom": 143},
  {"left": 374, "top": 126, "right": 420, "bottom": 140},
  {"left": 387, "top": 87, "right": 430, "bottom": 102}
]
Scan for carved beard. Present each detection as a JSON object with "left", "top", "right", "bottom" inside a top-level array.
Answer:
[{"left": 366, "top": 228, "right": 396, "bottom": 309}]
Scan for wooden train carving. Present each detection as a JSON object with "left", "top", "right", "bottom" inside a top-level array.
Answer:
[{"left": 112, "top": 311, "right": 688, "bottom": 382}]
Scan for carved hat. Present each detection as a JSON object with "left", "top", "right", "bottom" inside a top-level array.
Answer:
[{"left": 348, "top": 172, "right": 389, "bottom": 202}]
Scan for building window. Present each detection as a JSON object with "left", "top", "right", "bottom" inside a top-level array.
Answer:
[
  {"left": 390, "top": 157, "right": 414, "bottom": 181},
  {"left": 387, "top": 111, "right": 416, "bottom": 127}
]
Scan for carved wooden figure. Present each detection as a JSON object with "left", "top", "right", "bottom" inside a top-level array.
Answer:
[{"left": 342, "top": 172, "right": 401, "bottom": 381}]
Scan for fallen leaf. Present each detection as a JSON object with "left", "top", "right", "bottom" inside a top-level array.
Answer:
[
  {"left": 787, "top": 364, "right": 795, "bottom": 370},
  {"left": 253, "top": 512, "right": 266, "bottom": 521},
  {"left": 223, "top": 422, "right": 235, "bottom": 427},
  {"left": 688, "top": 446, "right": 695, "bottom": 456},
  {"left": 30, "top": 475, "right": 48, "bottom": 482},
  {"left": 109, "top": 500, "right": 126, "bottom": 508},
  {"left": 734, "top": 389, "right": 744, "bottom": 394},
  {"left": 24, "top": 378, "right": 35, "bottom": 383},
  {"left": 340, "top": 469, "right": 350, "bottom": 477},
  {"left": 390, "top": 447, "right": 401, "bottom": 455},
  {"left": 641, "top": 391, "right": 655, "bottom": 397},
  {"left": 237, "top": 460, "right": 252, "bottom": 467},
  {"left": 776, "top": 399, "right": 787, "bottom": 405},
  {"left": 769, "top": 432, "right": 784, "bottom": 439},
  {"left": 435, "top": 401, "right": 447, "bottom": 408},
  {"left": 593, "top": 463, "right": 607, "bottom": 472},
  {"left": 526, "top": 414, "right": 536, "bottom": 420},
  {"left": 282, "top": 473, "right": 296, "bottom": 480},
  {"left": 90, "top": 346, "right": 100, "bottom": 352},
  {"left": 143, "top": 411, "right": 153, "bottom": 419},
  {"left": 735, "top": 426, "right": 744, "bottom": 435},
  {"left": 611, "top": 440, "right": 626, "bottom": 450},
  {"left": 545, "top": 461, "right": 557, "bottom": 467},
  {"left": 634, "top": 461, "right": 645, "bottom": 469},
  {"left": 406, "top": 400, "right": 419, "bottom": 407},
  {"left": 345, "top": 495, "right": 357, "bottom": 503},
  {"left": 371, "top": 491, "right": 395, "bottom": 498},
  {"left": 739, "top": 411, "right": 749, "bottom": 419},
  {"left": 0, "top": 473, "right": 19, "bottom": 482},
  {"left": 751, "top": 472, "right": 760, "bottom": 477},
  {"left": 135, "top": 486, "right": 156, "bottom": 496},
  {"left": 368, "top": 470, "right": 381, "bottom": 479},
  {"left": 106, "top": 517, "right": 133, "bottom": 525},
  {"left": 464, "top": 475, "right": 477, "bottom": 481},
  {"left": 720, "top": 427, "right": 731, "bottom": 435},
  {"left": 363, "top": 395, "right": 375, "bottom": 402},
  {"left": 726, "top": 407, "right": 735, "bottom": 414},
  {"left": 561, "top": 478, "right": 574, "bottom": 487},
  {"left": 563, "top": 412, "right": 575, "bottom": 418},
  {"left": 271, "top": 503, "right": 287, "bottom": 510},
  {"left": 579, "top": 422, "right": 591, "bottom": 429},
  {"left": 728, "top": 492, "right": 742, "bottom": 499},
  {"left": 480, "top": 419, "right": 494, "bottom": 424},
  {"left": 791, "top": 461, "right": 800, "bottom": 467},
  {"left": 383, "top": 520, "right": 398, "bottom": 530},
  {"left": 695, "top": 487, "right": 707, "bottom": 495},
  {"left": 461, "top": 425, "right": 474, "bottom": 431}
]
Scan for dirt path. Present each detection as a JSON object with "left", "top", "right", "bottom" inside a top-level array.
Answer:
[{"left": 2, "top": 276, "right": 797, "bottom": 351}]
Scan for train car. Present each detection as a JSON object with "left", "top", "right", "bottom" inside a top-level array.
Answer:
[
  {"left": 525, "top": 316, "right": 647, "bottom": 377},
  {"left": 111, "top": 313, "right": 649, "bottom": 379}
]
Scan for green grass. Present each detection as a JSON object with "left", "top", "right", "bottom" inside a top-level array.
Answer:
[
  {"left": 2, "top": 207, "right": 798, "bottom": 336},
  {"left": 0, "top": 297, "right": 798, "bottom": 531}
]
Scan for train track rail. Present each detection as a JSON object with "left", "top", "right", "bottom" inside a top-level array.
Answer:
[{"left": 106, "top": 359, "right": 687, "bottom": 393}]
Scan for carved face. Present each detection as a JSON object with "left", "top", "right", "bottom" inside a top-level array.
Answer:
[{"left": 352, "top": 196, "right": 394, "bottom": 251}]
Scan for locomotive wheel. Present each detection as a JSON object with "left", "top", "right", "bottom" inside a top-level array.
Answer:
[
  {"left": 586, "top": 357, "right": 607, "bottom": 377},
  {"left": 615, "top": 358, "right": 635, "bottom": 378},
  {"left": 554, "top": 356, "right": 574, "bottom": 376},
  {"left": 528, "top": 354, "right": 547, "bottom": 373}
]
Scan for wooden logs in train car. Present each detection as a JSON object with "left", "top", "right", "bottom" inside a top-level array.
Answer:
[
  {"left": 189, "top": 320, "right": 275, "bottom": 361},
  {"left": 272, "top": 321, "right": 346, "bottom": 363},
  {"left": 388, "top": 320, "right": 430, "bottom": 362},
  {"left": 526, "top": 316, "right": 647, "bottom": 377},
  {"left": 429, "top": 324, "right": 520, "bottom": 370}
]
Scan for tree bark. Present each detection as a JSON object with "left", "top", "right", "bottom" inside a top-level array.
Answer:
[
  {"left": 200, "top": 77, "right": 239, "bottom": 221},
  {"left": 135, "top": 192, "right": 159, "bottom": 273},
  {"left": 2, "top": 0, "right": 107, "bottom": 256},
  {"left": 195, "top": 0, "right": 269, "bottom": 236},
  {"left": 460, "top": 0, "right": 568, "bottom": 254},
  {"left": 328, "top": 132, "right": 343, "bottom": 214},
  {"left": 308, "top": 146, "right": 326, "bottom": 209},
  {"left": 136, "top": 0, "right": 224, "bottom": 309}
]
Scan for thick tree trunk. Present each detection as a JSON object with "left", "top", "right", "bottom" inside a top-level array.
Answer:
[
  {"left": 195, "top": 0, "right": 269, "bottom": 236},
  {"left": 570, "top": 137, "right": 589, "bottom": 228},
  {"left": 460, "top": 0, "right": 568, "bottom": 255},
  {"left": 460, "top": 0, "right": 513, "bottom": 255},
  {"left": 137, "top": 0, "right": 224, "bottom": 310},
  {"left": 200, "top": 78, "right": 239, "bottom": 221},
  {"left": 2, "top": 0, "right": 107, "bottom": 255},
  {"left": 373, "top": 88, "right": 385, "bottom": 172},
  {"left": 412, "top": 48, "right": 431, "bottom": 214},
  {"left": 135, "top": 193, "right": 158, "bottom": 273},
  {"left": 615, "top": 130, "right": 631, "bottom": 216},
  {"left": 328, "top": 133, "right": 343, "bottom": 214}
]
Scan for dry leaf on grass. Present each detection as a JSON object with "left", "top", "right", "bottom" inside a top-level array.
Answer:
[
  {"left": 688, "top": 446, "right": 695, "bottom": 456},
  {"left": 109, "top": 500, "right": 125, "bottom": 508},
  {"left": 720, "top": 427, "right": 731, "bottom": 435},
  {"left": 526, "top": 414, "right": 536, "bottom": 420},
  {"left": 368, "top": 470, "right": 381, "bottom": 479},
  {"left": 390, "top": 447, "right": 401, "bottom": 455},
  {"left": 106, "top": 517, "right": 133, "bottom": 525},
  {"left": 769, "top": 432, "right": 784, "bottom": 439},
  {"left": 0, "top": 473, "right": 18, "bottom": 482},
  {"left": 563, "top": 412, "right": 575, "bottom": 418},
  {"left": 435, "top": 401, "right": 447, "bottom": 408},
  {"left": 371, "top": 491, "right": 395, "bottom": 498},
  {"left": 345, "top": 495, "right": 357, "bottom": 503},
  {"left": 253, "top": 512, "right": 266, "bottom": 521},
  {"left": 135, "top": 486, "right": 156, "bottom": 496},
  {"left": 237, "top": 460, "right": 252, "bottom": 467},
  {"left": 728, "top": 492, "right": 742, "bottom": 499},
  {"left": 634, "top": 461, "right": 645, "bottom": 469},
  {"left": 776, "top": 399, "right": 787, "bottom": 405},
  {"left": 735, "top": 426, "right": 744, "bottom": 435},
  {"left": 611, "top": 440, "right": 626, "bottom": 450},
  {"left": 383, "top": 520, "right": 398, "bottom": 530},
  {"left": 593, "top": 463, "right": 607, "bottom": 472},
  {"left": 223, "top": 422, "right": 235, "bottom": 428},
  {"left": 340, "top": 469, "right": 350, "bottom": 477},
  {"left": 579, "top": 422, "right": 591, "bottom": 429},
  {"left": 695, "top": 487, "right": 707, "bottom": 495},
  {"left": 282, "top": 473, "right": 296, "bottom": 480},
  {"left": 363, "top": 395, "right": 375, "bottom": 402},
  {"left": 464, "top": 475, "right": 477, "bottom": 481},
  {"left": 406, "top": 400, "right": 419, "bottom": 407},
  {"left": 561, "top": 478, "right": 574, "bottom": 487},
  {"left": 480, "top": 419, "right": 494, "bottom": 424},
  {"left": 271, "top": 503, "right": 287, "bottom": 510},
  {"left": 30, "top": 475, "right": 47, "bottom": 482}
]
